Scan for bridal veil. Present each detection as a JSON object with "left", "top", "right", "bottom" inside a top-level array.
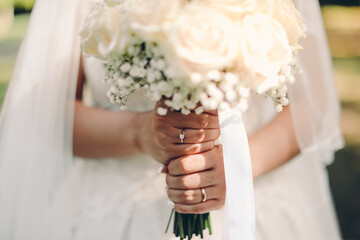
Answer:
[
  {"left": 0, "top": 0, "right": 88, "bottom": 238},
  {"left": 0, "top": 0, "right": 343, "bottom": 239}
]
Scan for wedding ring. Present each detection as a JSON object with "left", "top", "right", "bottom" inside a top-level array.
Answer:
[
  {"left": 201, "top": 188, "right": 207, "bottom": 202},
  {"left": 179, "top": 129, "right": 185, "bottom": 143}
]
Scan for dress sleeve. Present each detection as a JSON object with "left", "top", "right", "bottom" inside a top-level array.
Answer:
[{"left": 288, "top": 0, "right": 344, "bottom": 165}]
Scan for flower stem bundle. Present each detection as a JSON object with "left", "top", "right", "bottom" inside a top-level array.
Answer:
[{"left": 166, "top": 209, "right": 212, "bottom": 240}]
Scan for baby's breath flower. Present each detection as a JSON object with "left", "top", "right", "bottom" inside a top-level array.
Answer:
[
  {"left": 207, "top": 70, "right": 221, "bottom": 82},
  {"left": 120, "top": 63, "right": 131, "bottom": 73},
  {"left": 157, "top": 107, "right": 168, "bottom": 116},
  {"left": 276, "top": 104, "right": 284, "bottom": 112}
]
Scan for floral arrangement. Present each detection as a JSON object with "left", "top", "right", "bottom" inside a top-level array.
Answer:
[{"left": 80, "top": 0, "right": 305, "bottom": 239}]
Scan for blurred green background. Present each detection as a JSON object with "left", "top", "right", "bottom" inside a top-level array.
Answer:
[{"left": 0, "top": 1, "right": 359, "bottom": 239}]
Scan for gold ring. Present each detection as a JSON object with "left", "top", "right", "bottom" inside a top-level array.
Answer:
[
  {"left": 201, "top": 188, "right": 207, "bottom": 202},
  {"left": 179, "top": 129, "right": 185, "bottom": 143}
]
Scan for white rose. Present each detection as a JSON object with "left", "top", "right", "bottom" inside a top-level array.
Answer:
[
  {"left": 237, "top": 14, "right": 292, "bottom": 93},
  {"left": 257, "top": 0, "right": 306, "bottom": 48},
  {"left": 126, "top": 0, "right": 183, "bottom": 41},
  {"left": 165, "top": 5, "right": 238, "bottom": 77},
  {"left": 80, "top": 2, "right": 127, "bottom": 60},
  {"left": 193, "top": 0, "right": 257, "bottom": 20}
]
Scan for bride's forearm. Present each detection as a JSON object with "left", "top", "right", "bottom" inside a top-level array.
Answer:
[
  {"left": 73, "top": 100, "right": 143, "bottom": 158},
  {"left": 249, "top": 106, "right": 300, "bottom": 178}
]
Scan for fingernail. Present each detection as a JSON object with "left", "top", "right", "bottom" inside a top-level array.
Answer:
[{"left": 161, "top": 165, "right": 169, "bottom": 173}]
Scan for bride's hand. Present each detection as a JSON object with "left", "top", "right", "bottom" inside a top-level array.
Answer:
[
  {"left": 137, "top": 101, "right": 220, "bottom": 165},
  {"left": 166, "top": 145, "right": 226, "bottom": 214}
]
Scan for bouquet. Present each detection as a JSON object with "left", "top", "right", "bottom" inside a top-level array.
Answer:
[{"left": 80, "top": 0, "right": 305, "bottom": 239}]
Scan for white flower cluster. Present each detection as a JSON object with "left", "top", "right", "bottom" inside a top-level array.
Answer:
[
  {"left": 80, "top": 0, "right": 306, "bottom": 114},
  {"left": 104, "top": 39, "right": 165, "bottom": 107}
]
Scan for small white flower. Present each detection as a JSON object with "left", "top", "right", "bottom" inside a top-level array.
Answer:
[
  {"left": 173, "top": 93, "right": 183, "bottom": 102},
  {"left": 157, "top": 81, "right": 168, "bottom": 91},
  {"left": 150, "top": 59, "right": 157, "bottom": 69},
  {"left": 237, "top": 86, "right": 250, "bottom": 98},
  {"left": 207, "top": 83, "right": 224, "bottom": 102},
  {"left": 137, "top": 68, "right": 146, "bottom": 78},
  {"left": 120, "top": 88, "right": 129, "bottom": 96},
  {"left": 154, "top": 71, "right": 162, "bottom": 80},
  {"left": 190, "top": 73, "right": 203, "bottom": 84},
  {"left": 207, "top": 70, "right": 221, "bottom": 82},
  {"left": 125, "top": 76, "right": 134, "bottom": 85},
  {"left": 224, "top": 72, "right": 238, "bottom": 84},
  {"left": 150, "top": 93, "right": 162, "bottom": 101},
  {"left": 156, "top": 59, "right": 166, "bottom": 71},
  {"left": 120, "top": 63, "right": 131, "bottom": 73},
  {"left": 127, "top": 46, "right": 135, "bottom": 55},
  {"left": 133, "top": 57, "right": 140, "bottom": 65},
  {"left": 225, "top": 90, "right": 236, "bottom": 102},
  {"left": 206, "top": 98, "right": 218, "bottom": 110},
  {"left": 219, "top": 102, "right": 231, "bottom": 111},
  {"left": 278, "top": 75, "right": 286, "bottom": 83},
  {"left": 219, "top": 82, "right": 232, "bottom": 92},
  {"left": 139, "top": 60, "right": 147, "bottom": 67},
  {"left": 130, "top": 66, "right": 141, "bottom": 77},
  {"left": 195, "top": 107, "right": 204, "bottom": 115},
  {"left": 280, "top": 97, "right": 289, "bottom": 106},
  {"left": 157, "top": 107, "right": 168, "bottom": 116},
  {"left": 276, "top": 104, "right": 283, "bottom": 112},
  {"left": 146, "top": 71, "right": 156, "bottom": 83},
  {"left": 181, "top": 108, "right": 191, "bottom": 115},
  {"left": 279, "top": 85, "right": 288, "bottom": 96},
  {"left": 185, "top": 100, "right": 196, "bottom": 110},
  {"left": 117, "top": 78, "right": 126, "bottom": 87}
]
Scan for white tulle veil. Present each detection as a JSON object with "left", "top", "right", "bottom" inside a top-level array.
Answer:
[
  {"left": 290, "top": 0, "right": 344, "bottom": 164},
  {"left": 0, "top": 0, "right": 343, "bottom": 239},
  {"left": 0, "top": 0, "right": 88, "bottom": 239}
]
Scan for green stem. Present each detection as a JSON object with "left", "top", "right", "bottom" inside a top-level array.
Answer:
[
  {"left": 179, "top": 213, "right": 185, "bottom": 240},
  {"left": 165, "top": 208, "right": 175, "bottom": 233},
  {"left": 207, "top": 213, "right": 212, "bottom": 235},
  {"left": 187, "top": 214, "right": 192, "bottom": 240},
  {"left": 199, "top": 214, "right": 204, "bottom": 239}
]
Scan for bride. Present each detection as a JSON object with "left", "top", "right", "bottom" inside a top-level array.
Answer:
[{"left": 0, "top": 0, "right": 344, "bottom": 239}]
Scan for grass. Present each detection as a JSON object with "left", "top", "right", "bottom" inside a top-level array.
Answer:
[{"left": 0, "top": 13, "right": 29, "bottom": 109}]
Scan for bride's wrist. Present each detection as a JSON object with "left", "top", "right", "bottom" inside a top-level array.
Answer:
[{"left": 133, "top": 111, "right": 149, "bottom": 155}]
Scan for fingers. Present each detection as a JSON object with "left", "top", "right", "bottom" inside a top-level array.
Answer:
[
  {"left": 167, "top": 148, "right": 217, "bottom": 176},
  {"left": 156, "top": 111, "right": 220, "bottom": 129},
  {"left": 175, "top": 199, "right": 225, "bottom": 214},
  {"left": 173, "top": 128, "right": 221, "bottom": 144},
  {"left": 168, "top": 145, "right": 223, "bottom": 176},
  {"left": 167, "top": 186, "right": 219, "bottom": 205},
  {"left": 166, "top": 168, "right": 221, "bottom": 190},
  {"left": 155, "top": 126, "right": 220, "bottom": 145},
  {"left": 169, "top": 141, "right": 215, "bottom": 158}
]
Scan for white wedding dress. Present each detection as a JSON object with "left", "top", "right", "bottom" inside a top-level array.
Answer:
[
  {"left": 0, "top": 0, "right": 344, "bottom": 239},
  {"left": 50, "top": 55, "right": 341, "bottom": 240}
]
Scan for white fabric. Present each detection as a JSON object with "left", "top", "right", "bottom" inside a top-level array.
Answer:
[
  {"left": 290, "top": 0, "right": 344, "bottom": 165},
  {"left": 0, "top": 0, "right": 89, "bottom": 239},
  {"left": 219, "top": 111, "right": 255, "bottom": 240},
  {"left": 0, "top": 0, "right": 344, "bottom": 240}
]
